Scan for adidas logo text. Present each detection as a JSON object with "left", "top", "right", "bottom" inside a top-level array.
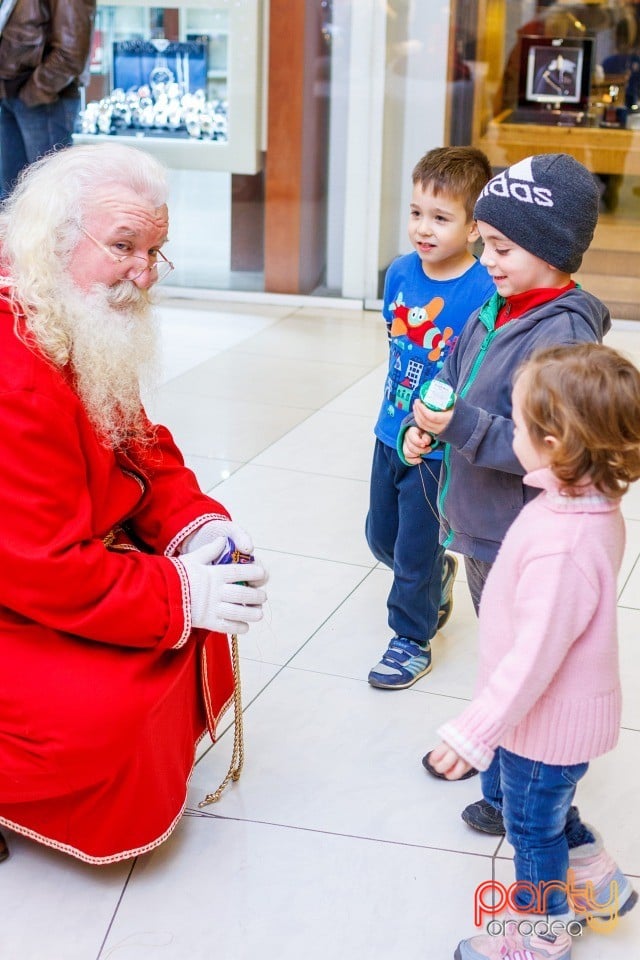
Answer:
[{"left": 479, "top": 172, "right": 553, "bottom": 207}]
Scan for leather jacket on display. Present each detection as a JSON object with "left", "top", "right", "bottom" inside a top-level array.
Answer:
[{"left": 0, "top": 0, "right": 96, "bottom": 106}]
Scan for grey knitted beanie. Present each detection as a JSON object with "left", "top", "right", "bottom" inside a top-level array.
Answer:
[{"left": 473, "top": 153, "right": 599, "bottom": 274}]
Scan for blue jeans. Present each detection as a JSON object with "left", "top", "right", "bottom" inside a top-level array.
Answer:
[
  {"left": 487, "top": 747, "right": 593, "bottom": 916},
  {"left": 0, "top": 93, "right": 80, "bottom": 198},
  {"left": 366, "top": 440, "right": 443, "bottom": 642}
]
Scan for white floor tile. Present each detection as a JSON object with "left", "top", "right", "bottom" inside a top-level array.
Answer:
[
  {"left": 618, "top": 607, "right": 640, "bottom": 730},
  {"left": 157, "top": 296, "right": 295, "bottom": 322},
  {"left": 154, "top": 306, "right": 284, "bottom": 384},
  {"left": 619, "top": 535, "right": 640, "bottom": 609},
  {"left": 619, "top": 518, "right": 640, "bottom": 599},
  {"left": 165, "top": 351, "right": 373, "bottom": 411},
  {"left": 102, "top": 816, "right": 493, "bottom": 960},
  {"left": 146, "top": 389, "right": 313, "bottom": 462},
  {"left": 254, "top": 409, "right": 377, "bottom": 481},
  {"left": 0, "top": 837, "right": 129, "bottom": 959},
  {"left": 157, "top": 305, "right": 282, "bottom": 350},
  {"left": 226, "top": 310, "right": 388, "bottom": 368},
  {"left": 181, "top": 454, "right": 243, "bottom": 492},
  {"left": 621, "top": 480, "right": 640, "bottom": 522},
  {"left": 323, "top": 364, "right": 387, "bottom": 417},
  {"left": 188, "top": 667, "right": 501, "bottom": 858},
  {"left": 239, "top": 550, "right": 373, "bottom": 666},
  {"left": 158, "top": 344, "right": 222, "bottom": 383}
]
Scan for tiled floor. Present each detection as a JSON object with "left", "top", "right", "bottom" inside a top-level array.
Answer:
[{"left": 2, "top": 299, "right": 640, "bottom": 959}]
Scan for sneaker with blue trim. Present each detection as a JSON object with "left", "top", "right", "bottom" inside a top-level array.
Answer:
[
  {"left": 367, "top": 637, "right": 432, "bottom": 689},
  {"left": 438, "top": 552, "right": 458, "bottom": 631}
]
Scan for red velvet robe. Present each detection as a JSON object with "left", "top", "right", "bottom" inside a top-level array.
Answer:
[{"left": 0, "top": 298, "right": 234, "bottom": 863}]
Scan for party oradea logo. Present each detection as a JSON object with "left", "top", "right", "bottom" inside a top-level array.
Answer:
[{"left": 474, "top": 869, "right": 620, "bottom": 941}]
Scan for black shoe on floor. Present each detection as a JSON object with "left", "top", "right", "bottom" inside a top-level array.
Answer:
[
  {"left": 422, "top": 750, "right": 479, "bottom": 780},
  {"left": 461, "top": 798, "right": 505, "bottom": 835}
]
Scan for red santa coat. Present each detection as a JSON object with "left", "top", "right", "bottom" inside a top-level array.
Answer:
[{"left": 0, "top": 297, "right": 235, "bottom": 864}]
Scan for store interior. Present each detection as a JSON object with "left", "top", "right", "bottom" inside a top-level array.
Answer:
[{"left": 71, "top": 1, "right": 640, "bottom": 316}]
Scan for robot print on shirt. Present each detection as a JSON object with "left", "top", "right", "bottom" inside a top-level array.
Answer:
[{"left": 384, "top": 293, "right": 456, "bottom": 414}]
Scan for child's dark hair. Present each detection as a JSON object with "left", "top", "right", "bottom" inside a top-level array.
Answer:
[
  {"left": 412, "top": 147, "right": 492, "bottom": 220},
  {"left": 517, "top": 343, "right": 640, "bottom": 499}
]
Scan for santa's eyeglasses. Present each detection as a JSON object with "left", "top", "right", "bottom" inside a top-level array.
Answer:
[{"left": 80, "top": 227, "right": 174, "bottom": 283}]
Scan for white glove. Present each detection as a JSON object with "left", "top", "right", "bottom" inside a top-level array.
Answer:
[
  {"left": 178, "top": 538, "right": 267, "bottom": 635},
  {"left": 179, "top": 518, "right": 254, "bottom": 555}
]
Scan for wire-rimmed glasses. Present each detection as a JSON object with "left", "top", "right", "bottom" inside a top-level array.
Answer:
[{"left": 80, "top": 226, "right": 174, "bottom": 283}]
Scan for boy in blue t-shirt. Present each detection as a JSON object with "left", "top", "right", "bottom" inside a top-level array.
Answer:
[{"left": 366, "top": 146, "right": 494, "bottom": 689}]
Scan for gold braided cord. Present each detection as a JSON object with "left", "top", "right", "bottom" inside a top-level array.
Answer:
[{"left": 198, "top": 634, "right": 244, "bottom": 807}]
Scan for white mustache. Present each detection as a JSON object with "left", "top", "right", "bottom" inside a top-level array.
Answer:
[{"left": 106, "top": 280, "right": 151, "bottom": 310}]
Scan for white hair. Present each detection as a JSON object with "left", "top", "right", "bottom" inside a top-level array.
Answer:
[
  {"left": 0, "top": 143, "right": 168, "bottom": 448},
  {"left": 0, "top": 142, "right": 169, "bottom": 366}
]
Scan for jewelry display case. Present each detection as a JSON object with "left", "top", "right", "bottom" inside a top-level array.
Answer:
[{"left": 74, "top": 0, "right": 264, "bottom": 174}]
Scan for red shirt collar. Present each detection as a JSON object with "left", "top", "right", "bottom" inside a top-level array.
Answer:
[{"left": 496, "top": 281, "right": 576, "bottom": 328}]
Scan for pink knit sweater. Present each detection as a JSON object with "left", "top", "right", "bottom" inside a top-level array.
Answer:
[{"left": 439, "top": 467, "right": 624, "bottom": 770}]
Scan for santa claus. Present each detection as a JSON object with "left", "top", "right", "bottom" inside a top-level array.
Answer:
[{"left": 0, "top": 143, "right": 267, "bottom": 864}]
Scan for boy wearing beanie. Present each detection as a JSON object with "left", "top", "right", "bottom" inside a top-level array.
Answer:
[
  {"left": 400, "top": 153, "right": 609, "bottom": 594},
  {"left": 398, "top": 153, "right": 616, "bottom": 957}
]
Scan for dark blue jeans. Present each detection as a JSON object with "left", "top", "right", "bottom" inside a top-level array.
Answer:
[
  {"left": 0, "top": 93, "right": 80, "bottom": 198},
  {"left": 366, "top": 440, "right": 443, "bottom": 643},
  {"left": 486, "top": 747, "right": 593, "bottom": 916}
]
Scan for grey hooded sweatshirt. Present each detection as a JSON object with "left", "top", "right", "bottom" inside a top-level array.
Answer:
[{"left": 397, "top": 287, "right": 611, "bottom": 563}]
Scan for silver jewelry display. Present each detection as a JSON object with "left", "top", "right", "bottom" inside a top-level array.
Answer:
[
  {"left": 78, "top": 45, "right": 228, "bottom": 141},
  {"left": 79, "top": 85, "right": 228, "bottom": 140}
]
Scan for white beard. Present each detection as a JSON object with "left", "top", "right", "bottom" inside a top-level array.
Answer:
[{"left": 61, "top": 280, "right": 161, "bottom": 449}]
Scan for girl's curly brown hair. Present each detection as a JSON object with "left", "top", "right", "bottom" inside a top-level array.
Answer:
[{"left": 516, "top": 342, "right": 640, "bottom": 499}]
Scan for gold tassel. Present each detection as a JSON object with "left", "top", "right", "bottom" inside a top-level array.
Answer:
[{"left": 198, "top": 634, "right": 244, "bottom": 807}]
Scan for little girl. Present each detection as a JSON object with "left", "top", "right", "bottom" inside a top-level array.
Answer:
[{"left": 429, "top": 342, "right": 640, "bottom": 960}]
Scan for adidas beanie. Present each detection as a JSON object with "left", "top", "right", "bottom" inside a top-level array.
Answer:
[{"left": 473, "top": 153, "right": 599, "bottom": 274}]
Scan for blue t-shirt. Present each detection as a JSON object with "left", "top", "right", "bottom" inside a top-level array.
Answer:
[{"left": 374, "top": 251, "right": 494, "bottom": 454}]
